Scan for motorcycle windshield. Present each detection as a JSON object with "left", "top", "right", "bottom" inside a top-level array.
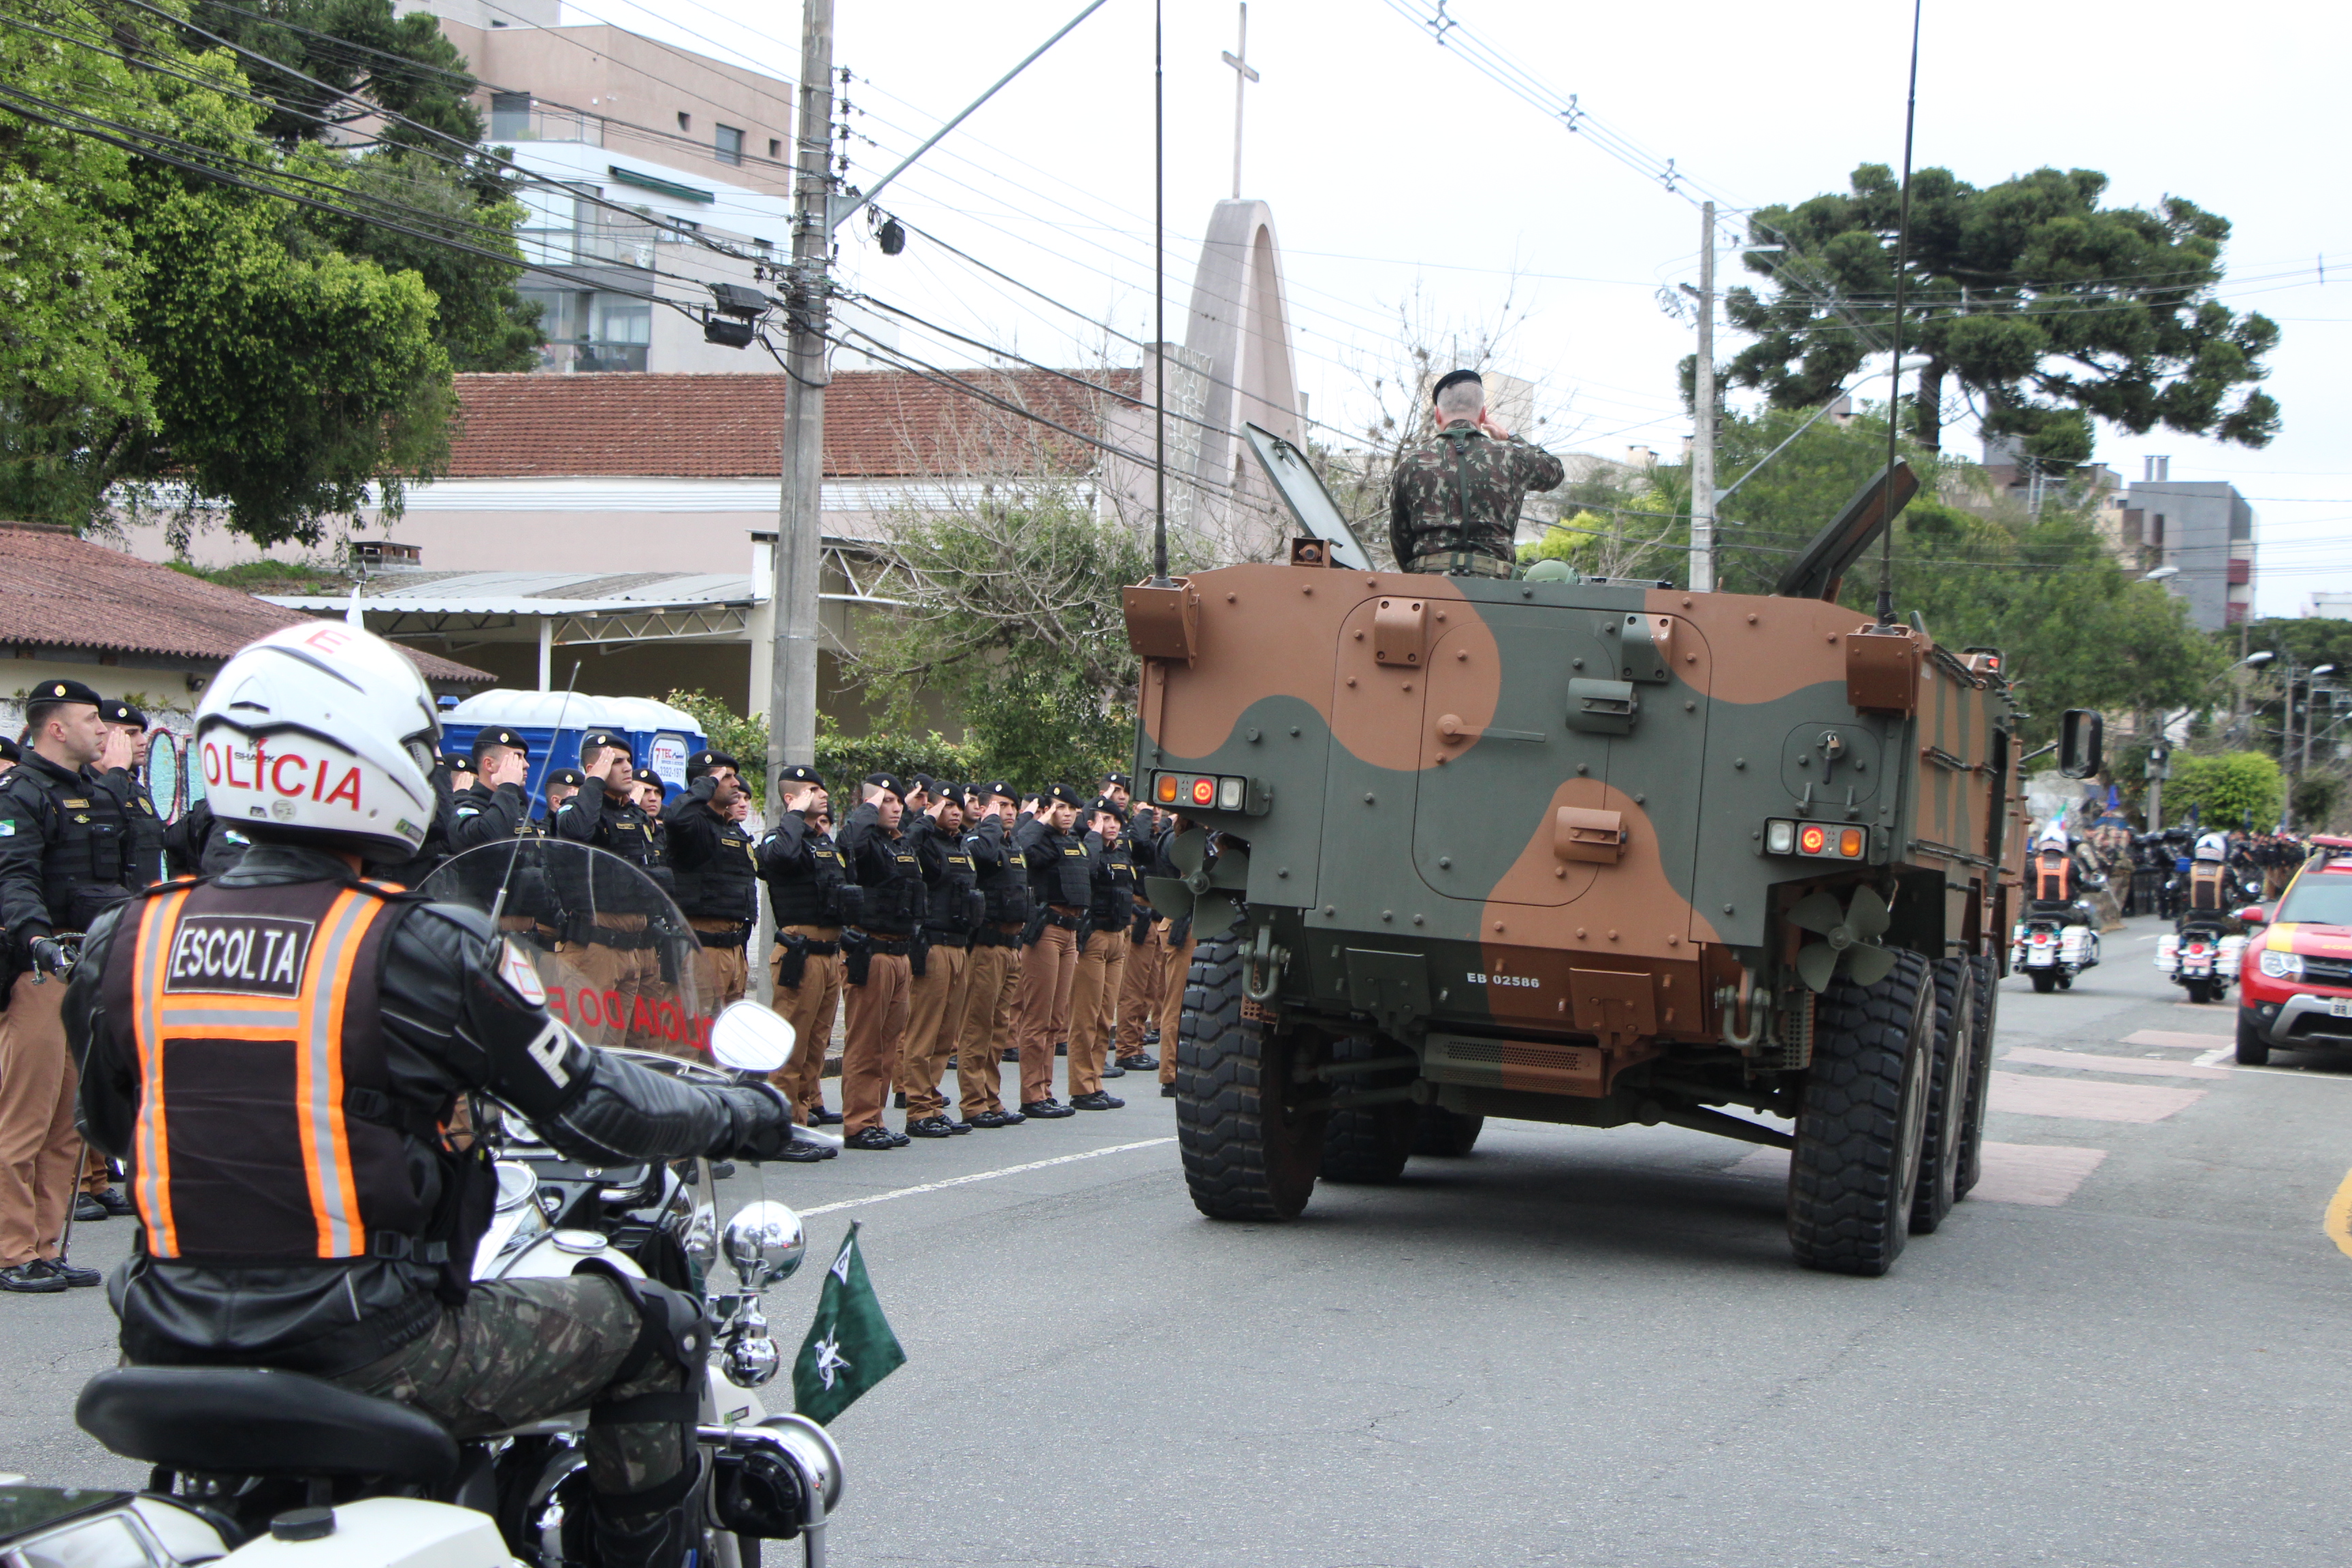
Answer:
[{"left": 423, "top": 840, "right": 713, "bottom": 1058}]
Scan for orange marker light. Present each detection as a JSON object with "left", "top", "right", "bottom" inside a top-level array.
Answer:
[
  {"left": 1840, "top": 828, "right": 1865, "bottom": 858},
  {"left": 1799, "top": 825, "right": 1828, "bottom": 855},
  {"left": 1156, "top": 774, "right": 1179, "bottom": 804},
  {"left": 1191, "top": 777, "right": 1215, "bottom": 806}
]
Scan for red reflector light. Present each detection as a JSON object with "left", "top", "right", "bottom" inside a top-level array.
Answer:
[
  {"left": 1799, "top": 826, "right": 1827, "bottom": 855},
  {"left": 1190, "top": 777, "right": 1215, "bottom": 806},
  {"left": 1156, "top": 774, "right": 1179, "bottom": 804},
  {"left": 1840, "top": 829, "right": 1865, "bottom": 858}
]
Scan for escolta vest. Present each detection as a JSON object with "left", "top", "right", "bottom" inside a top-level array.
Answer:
[{"left": 101, "top": 878, "right": 432, "bottom": 1265}]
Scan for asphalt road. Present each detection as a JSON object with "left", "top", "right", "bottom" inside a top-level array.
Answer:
[{"left": 7, "top": 913, "right": 2351, "bottom": 1566}]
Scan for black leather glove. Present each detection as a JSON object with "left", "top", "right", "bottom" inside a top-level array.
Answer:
[
  {"left": 717, "top": 1079, "right": 799, "bottom": 1162},
  {"left": 28, "top": 936, "right": 74, "bottom": 981}
]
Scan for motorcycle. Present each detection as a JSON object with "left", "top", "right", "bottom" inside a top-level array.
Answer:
[
  {"left": 14, "top": 843, "right": 850, "bottom": 1568},
  {"left": 2156, "top": 917, "right": 2245, "bottom": 1003},
  {"left": 2011, "top": 912, "right": 2100, "bottom": 992}
]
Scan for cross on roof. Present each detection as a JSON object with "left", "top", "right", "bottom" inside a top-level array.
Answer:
[{"left": 1220, "top": 2, "right": 1259, "bottom": 200}]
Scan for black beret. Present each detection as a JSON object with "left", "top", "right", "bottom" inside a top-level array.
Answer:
[
  {"left": 1102, "top": 772, "right": 1133, "bottom": 790},
  {"left": 1432, "top": 368, "right": 1482, "bottom": 399},
  {"left": 687, "top": 748, "right": 738, "bottom": 779},
  {"left": 983, "top": 780, "right": 1018, "bottom": 802},
  {"left": 579, "top": 730, "right": 630, "bottom": 760},
  {"left": 1043, "top": 783, "right": 1084, "bottom": 808},
  {"left": 909, "top": 773, "right": 940, "bottom": 794},
  {"left": 1090, "top": 795, "right": 1128, "bottom": 822},
  {"left": 472, "top": 727, "right": 529, "bottom": 759},
  {"left": 865, "top": 773, "right": 908, "bottom": 801},
  {"left": 0, "top": 736, "right": 19, "bottom": 763},
  {"left": 27, "top": 679, "right": 101, "bottom": 708},
  {"left": 777, "top": 763, "right": 824, "bottom": 787},
  {"left": 544, "top": 766, "right": 587, "bottom": 789},
  {"left": 101, "top": 700, "right": 148, "bottom": 728}
]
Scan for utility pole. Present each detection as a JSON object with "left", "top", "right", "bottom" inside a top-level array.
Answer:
[
  {"left": 1688, "top": 201, "right": 1717, "bottom": 593},
  {"left": 766, "top": 0, "right": 834, "bottom": 794}
]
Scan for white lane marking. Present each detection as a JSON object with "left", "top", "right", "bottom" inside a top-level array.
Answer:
[
  {"left": 795, "top": 1138, "right": 1177, "bottom": 1218},
  {"left": 2193, "top": 1045, "right": 2233, "bottom": 1068},
  {"left": 2135, "top": 933, "right": 2160, "bottom": 943}
]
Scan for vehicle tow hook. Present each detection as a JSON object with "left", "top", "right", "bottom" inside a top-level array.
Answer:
[
  {"left": 1245, "top": 925, "right": 1290, "bottom": 1002},
  {"left": 1716, "top": 973, "right": 1769, "bottom": 1048}
]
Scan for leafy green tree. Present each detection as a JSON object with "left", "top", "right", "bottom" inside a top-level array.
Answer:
[
  {"left": 1725, "top": 165, "right": 2280, "bottom": 464},
  {"left": 2166, "top": 751, "right": 2285, "bottom": 830},
  {"left": 852, "top": 484, "right": 1158, "bottom": 791},
  {"left": 189, "top": 0, "right": 486, "bottom": 150}
]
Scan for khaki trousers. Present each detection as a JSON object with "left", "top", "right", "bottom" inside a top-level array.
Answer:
[
  {"left": 82, "top": 1143, "right": 113, "bottom": 1196},
  {"left": 552, "top": 938, "right": 655, "bottom": 1051},
  {"left": 687, "top": 922, "right": 750, "bottom": 1009},
  {"left": 1065, "top": 930, "right": 1127, "bottom": 1099},
  {"left": 955, "top": 937, "right": 1022, "bottom": 1118},
  {"left": 0, "top": 972, "right": 80, "bottom": 1267},
  {"left": 1013, "top": 922, "right": 1079, "bottom": 1106},
  {"left": 840, "top": 950, "right": 912, "bottom": 1137},
  {"left": 1160, "top": 934, "right": 1196, "bottom": 1086},
  {"left": 1115, "top": 917, "right": 1166, "bottom": 1057},
  {"left": 898, "top": 942, "right": 971, "bottom": 1119},
  {"left": 768, "top": 926, "right": 843, "bottom": 1124}
]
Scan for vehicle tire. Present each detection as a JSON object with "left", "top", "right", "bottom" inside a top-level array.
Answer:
[
  {"left": 1788, "top": 950, "right": 1935, "bottom": 1277},
  {"left": 1175, "top": 936, "right": 1326, "bottom": 1220},
  {"left": 1319, "top": 1036, "right": 1416, "bottom": 1184},
  {"left": 2185, "top": 979, "right": 2213, "bottom": 1004},
  {"left": 2030, "top": 970, "right": 2058, "bottom": 994},
  {"left": 1412, "top": 1104, "right": 1486, "bottom": 1158},
  {"left": 1910, "top": 957, "right": 1976, "bottom": 1235},
  {"left": 2057, "top": 973, "right": 2072, "bottom": 990},
  {"left": 1953, "top": 956, "right": 1997, "bottom": 1200},
  {"left": 2236, "top": 1012, "right": 2271, "bottom": 1066}
]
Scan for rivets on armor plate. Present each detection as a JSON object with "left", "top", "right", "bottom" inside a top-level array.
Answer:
[
  {"left": 1290, "top": 726, "right": 1301, "bottom": 736},
  {"left": 1401, "top": 682, "right": 1412, "bottom": 691},
  {"left": 1346, "top": 676, "right": 1357, "bottom": 687},
  {"left": 1434, "top": 610, "right": 1446, "bottom": 621},
  {"left": 1827, "top": 633, "right": 1839, "bottom": 643},
  {"left": 1413, "top": 914, "right": 1424, "bottom": 925},
  {"left": 1323, "top": 905, "right": 1335, "bottom": 916},
  {"left": 1607, "top": 930, "right": 1618, "bottom": 941},
  {"left": 1747, "top": 613, "right": 1759, "bottom": 625},
  {"left": 1246, "top": 728, "right": 1260, "bottom": 742},
  {"left": 1575, "top": 763, "right": 1588, "bottom": 775},
  {"left": 1456, "top": 650, "right": 1467, "bottom": 661},
  {"left": 1277, "top": 867, "right": 1289, "bottom": 877},
  {"left": 1571, "top": 658, "right": 1584, "bottom": 669},
  {"left": 1576, "top": 927, "right": 1586, "bottom": 939},
  {"left": 1438, "top": 856, "right": 1451, "bottom": 868},
  {"left": 1302, "top": 585, "right": 1313, "bottom": 595},
  {"left": 1681, "top": 596, "right": 1692, "bottom": 607},
  {"left": 1635, "top": 793, "right": 1645, "bottom": 803},
  {"left": 1666, "top": 934, "right": 1680, "bottom": 947},
  {"left": 1554, "top": 866, "right": 1566, "bottom": 879},
  {"left": 1722, "top": 903, "right": 1735, "bottom": 914},
  {"left": 1354, "top": 630, "right": 1365, "bottom": 640},
  {"left": 1381, "top": 910, "right": 1392, "bottom": 921},
  {"left": 1686, "top": 651, "right": 1697, "bottom": 663},
  {"left": 1227, "top": 593, "right": 1237, "bottom": 602},
  {"left": 1685, "top": 701, "right": 1695, "bottom": 712},
  {"left": 1733, "top": 757, "right": 1745, "bottom": 769},
  {"left": 1494, "top": 921, "right": 1505, "bottom": 932},
  {"left": 1363, "top": 792, "right": 1375, "bottom": 804}
]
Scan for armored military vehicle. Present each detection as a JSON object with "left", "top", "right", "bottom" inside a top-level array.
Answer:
[{"left": 1126, "top": 429, "right": 2103, "bottom": 1275}]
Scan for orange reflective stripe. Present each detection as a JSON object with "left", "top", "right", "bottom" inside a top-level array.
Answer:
[
  {"left": 131, "top": 888, "right": 191, "bottom": 1258},
  {"left": 318, "top": 892, "right": 382, "bottom": 1258},
  {"left": 293, "top": 889, "right": 367, "bottom": 1257}
]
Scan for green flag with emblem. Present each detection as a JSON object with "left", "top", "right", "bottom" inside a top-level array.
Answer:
[{"left": 792, "top": 1222, "right": 904, "bottom": 1424}]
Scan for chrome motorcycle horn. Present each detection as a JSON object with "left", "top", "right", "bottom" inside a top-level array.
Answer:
[{"left": 721, "top": 1200, "right": 807, "bottom": 1290}]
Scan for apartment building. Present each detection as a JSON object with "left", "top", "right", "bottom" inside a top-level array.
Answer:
[{"left": 2121, "top": 458, "right": 2256, "bottom": 630}]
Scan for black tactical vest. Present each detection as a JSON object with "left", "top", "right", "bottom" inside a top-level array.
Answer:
[
  {"left": 3, "top": 755, "right": 133, "bottom": 929},
  {"left": 766, "top": 830, "right": 850, "bottom": 927},
  {"left": 676, "top": 821, "right": 760, "bottom": 924}
]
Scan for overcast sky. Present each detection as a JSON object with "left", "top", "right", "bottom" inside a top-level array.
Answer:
[{"left": 561, "top": 0, "right": 2348, "bottom": 616}]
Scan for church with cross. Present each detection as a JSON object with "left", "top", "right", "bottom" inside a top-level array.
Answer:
[{"left": 1107, "top": 1, "right": 1307, "bottom": 564}]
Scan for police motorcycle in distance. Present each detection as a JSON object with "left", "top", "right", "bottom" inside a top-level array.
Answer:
[
  {"left": 2157, "top": 830, "right": 2249, "bottom": 1004},
  {"left": 2010, "top": 826, "right": 2102, "bottom": 992},
  {"left": 39, "top": 842, "right": 849, "bottom": 1568}
]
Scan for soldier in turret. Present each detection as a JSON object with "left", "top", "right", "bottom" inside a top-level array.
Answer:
[{"left": 1388, "top": 368, "right": 1565, "bottom": 578}]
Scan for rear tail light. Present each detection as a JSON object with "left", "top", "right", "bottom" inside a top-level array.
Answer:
[
  {"left": 1763, "top": 818, "right": 1870, "bottom": 860},
  {"left": 1152, "top": 771, "right": 1260, "bottom": 816}
]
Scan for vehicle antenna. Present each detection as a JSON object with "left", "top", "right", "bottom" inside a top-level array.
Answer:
[
  {"left": 1876, "top": 0, "right": 1925, "bottom": 628},
  {"left": 1151, "top": 0, "right": 1170, "bottom": 586},
  {"left": 487, "top": 660, "right": 582, "bottom": 928}
]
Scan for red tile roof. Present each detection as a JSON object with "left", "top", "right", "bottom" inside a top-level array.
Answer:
[
  {"left": 0, "top": 524, "right": 492, "bottom": 685},
  {"left": 445, "top": 368, "right": 1142, "bottom": 480}
]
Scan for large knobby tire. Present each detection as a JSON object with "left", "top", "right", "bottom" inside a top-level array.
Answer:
[
  {"left": 1910, "top": 957, "right": 1976, "bottom": 1235},
  {"left": 2236, "top": 1011, "right": 2271, "bottom": 1066},
  {"left": 1319, "top": 1036, "right": 1417, "bottom": 1184},
  {"left": 2029, "top": 970, "right": 2058, "bottom": 994},
  {"left": 1412, "top": 1104, "right": 1485, "bottom": 1158},
  {"left": 1953, "top": 956, "right": 1997, "bottom": 1200},
  {"left": 1788, "top": 950, "right": 1935, "bottom": 1277},
  {"left": 1175, "top": 936, "right": 1326, "bottom": 1220}
]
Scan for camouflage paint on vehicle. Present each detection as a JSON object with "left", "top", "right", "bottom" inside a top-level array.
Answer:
[{"left": 1128, "top": 561, "right": 2022, "bottom": 1102}]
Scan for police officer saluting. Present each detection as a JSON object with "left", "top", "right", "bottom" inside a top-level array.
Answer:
[
  {"left": 0, "top": 679, "right": 135, "bottom": 1292},
  {"left": 1011, "top": 783, "right": 1092, "bottom": 1119},
  {"left": 1389, "top": 368, "right": 1566, "bottom": 578},
  {"left": 836, "top": 774, "right": 924, "bottom": 1149},
  {"left": 661, "top": 750, "right": 758, "bottom": 1010},
  {"left": 447, "top": 727, "right": 534, "bottom": 851},
  {"left": 550, "top": 730, "right": 671, "bottom": 1050},
  {"left": 97, "top": 701, "right": 168, "bottom": 889},
  {"left": 758, "top": 766, "right": 851, "bottom": 1129},
  {"left": 64, "top": 621, "right": 802, "bottom": 1568},
  {"left": 898, "top": 782, "right": 979, "bottom": 1137},
  {"left": 955, "top": 782, "right": 1032, "bottom": 1128},
  {"left": 1064, "top": 796, "right": 1135, "bottom": 1110}
]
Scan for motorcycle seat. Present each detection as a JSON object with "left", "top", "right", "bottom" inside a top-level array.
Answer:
[{"left": 76, "top": 1367, "right": 459, "bottom": 1488}]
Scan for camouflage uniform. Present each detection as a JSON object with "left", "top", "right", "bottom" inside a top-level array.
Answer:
[
  {"left": 1387, "top": 421, "right": 1566, "bottom": 577},
  {"left": 339, "top": 1276, "right": 689, "bottom": 1497}
]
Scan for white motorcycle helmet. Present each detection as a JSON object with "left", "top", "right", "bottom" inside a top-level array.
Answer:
[
  {"left": 2193, "top": 830, "right": 2229, "bottom": 862},
  {"left": 194, "top": 621, "right": 442, "bottom": 863}
]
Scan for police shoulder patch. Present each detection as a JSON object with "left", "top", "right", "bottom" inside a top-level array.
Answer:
[{"left": 497, "top": 937, "right": 548, "bottom": 1007}]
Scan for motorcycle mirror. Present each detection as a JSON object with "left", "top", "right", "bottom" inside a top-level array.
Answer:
[
  {"left": 721, "top": 1200, "right": 806, "bottom": 1289},
  {"left": 709, "top": 1002, "right": 795, "bottom": 1074},
  {"left": 2236, "top": 905, "right": 2268, "bottom": 924},
  {"left": 2058, "top": 708, "right": 2104, "bottom": 779}
]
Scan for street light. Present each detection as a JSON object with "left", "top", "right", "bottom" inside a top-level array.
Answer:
[{"left": 2142, "top": 564, "right": 2180, "bottom": 582}]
